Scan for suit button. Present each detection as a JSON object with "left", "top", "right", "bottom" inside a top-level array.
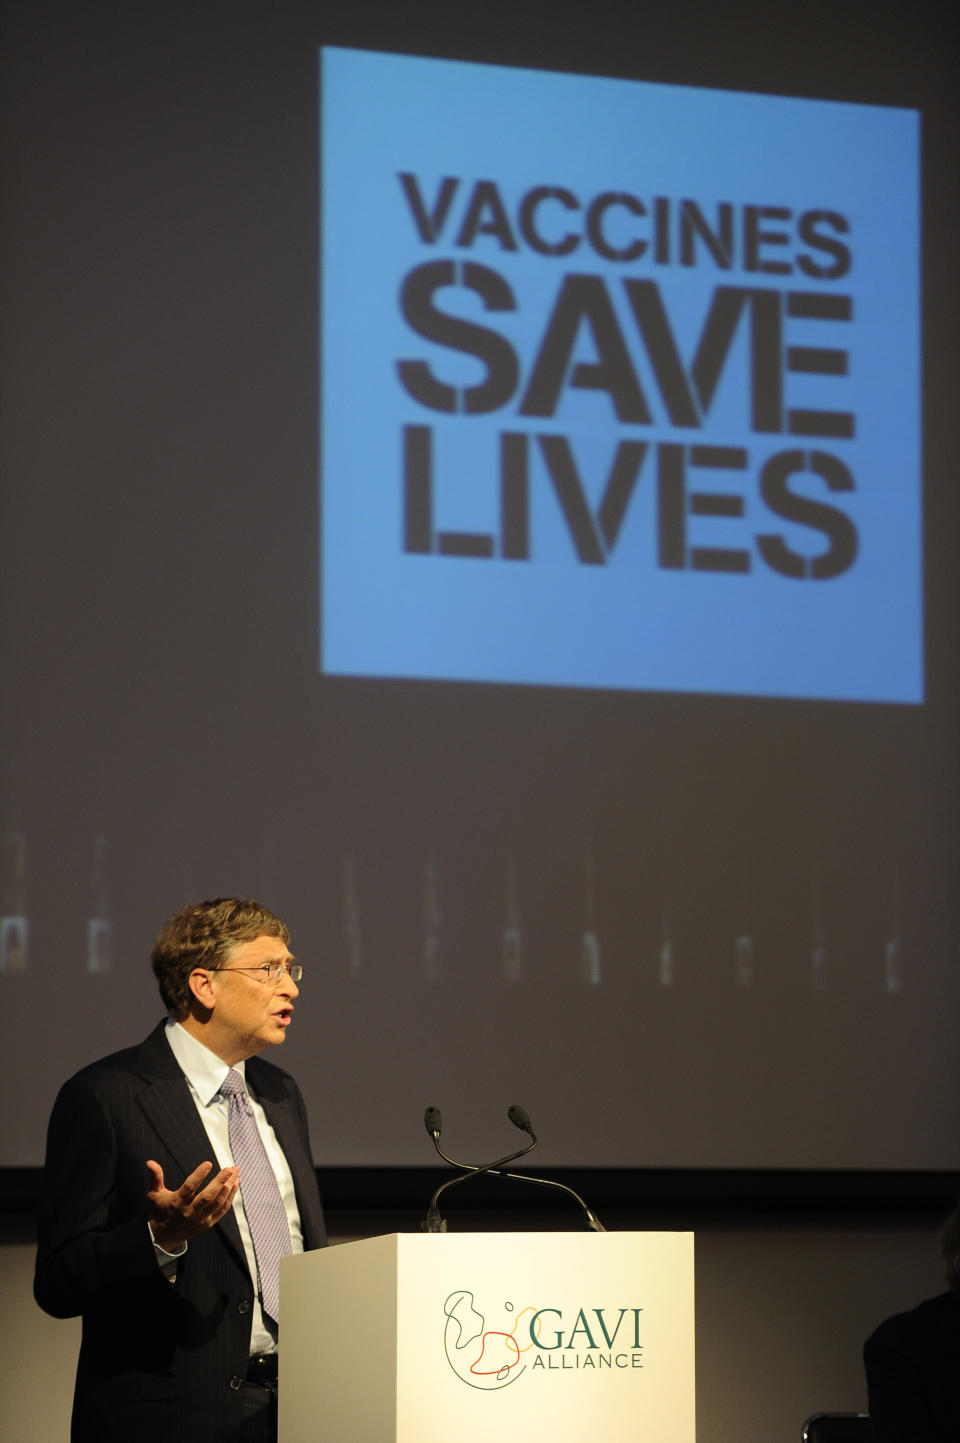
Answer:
[
  {"left": 229, "top": 1376, "right": 244, "bottom": 1391},
  {"left": 238, "top": 1300, "right": 251, "bottom": 1315}
]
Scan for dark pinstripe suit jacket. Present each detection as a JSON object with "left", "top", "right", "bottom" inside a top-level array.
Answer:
[{"left": 34, "top": 1021, "right": 327, "bottom": 1443}]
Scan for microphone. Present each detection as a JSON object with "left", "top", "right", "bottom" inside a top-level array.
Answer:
[
  {"left": 421, "top": 1106, "right": 605, "bottom": 1232},
  {"left": 499, "top": 1107, "right": 605, "bottom": 1231},
  {"left": 507, "top": 1103, "right": 533, "bottom": 1133},
  {"left": 424, "top": 1105, "right": 442, "bottom": 1141},
  {"left": 422, "top": 1105, "right": 538, "bottom": 1231}
]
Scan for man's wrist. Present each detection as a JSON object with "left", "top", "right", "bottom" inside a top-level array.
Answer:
[{"left": 148, "top": 1220, "right": 187, "bottom": 1259}]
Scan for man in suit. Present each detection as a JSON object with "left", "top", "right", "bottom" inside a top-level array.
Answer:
[{"left": 34, "top": 897, "right": 327, "bottom": 1443}]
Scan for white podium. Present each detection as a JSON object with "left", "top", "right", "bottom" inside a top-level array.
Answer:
[{"left": 280, "top": 1231, "right": 695, "bottom": 1442}]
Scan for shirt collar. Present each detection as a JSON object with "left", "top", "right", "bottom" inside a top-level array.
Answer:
[{"left": 164, "top": 1017, "right": 247, "bottom": 1106}]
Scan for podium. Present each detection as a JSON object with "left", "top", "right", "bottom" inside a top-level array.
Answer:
[{"left": 279, "top": 1231, "right": 695, "bottom": 1442}]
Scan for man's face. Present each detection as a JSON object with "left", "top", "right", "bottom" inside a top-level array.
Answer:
[{"left": 205, "top": 933, "right": 299, "bottom": 1064}]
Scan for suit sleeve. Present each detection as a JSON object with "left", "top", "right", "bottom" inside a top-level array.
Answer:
[{"left": 34, "top": 1072, "right": 163, "bottom": 1319}]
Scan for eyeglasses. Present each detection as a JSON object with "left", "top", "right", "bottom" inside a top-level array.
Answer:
[{"left": 220, "top": 962, "right": 304, "bottom": 984}]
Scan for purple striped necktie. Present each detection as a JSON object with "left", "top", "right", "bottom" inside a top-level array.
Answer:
[{"left": 220, "top": 1068, "right": 292, "bottom": 1324}]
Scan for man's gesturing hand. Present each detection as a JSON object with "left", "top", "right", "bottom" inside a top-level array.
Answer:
[{"left": 146, "top": 1159, "right": 239, "bottom": 1254}]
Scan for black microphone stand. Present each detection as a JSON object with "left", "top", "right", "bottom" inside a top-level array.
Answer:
[
  {"left": 422, "top": 1106, "right": 605, "bottom": 1232},
  {"left": 422, "top": 1106, "right": 537, "bottom": 1231}
]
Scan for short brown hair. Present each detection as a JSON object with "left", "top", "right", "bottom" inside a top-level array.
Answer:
[{"left": 151, "top": 897, "right": 291, "bottom": 1018}]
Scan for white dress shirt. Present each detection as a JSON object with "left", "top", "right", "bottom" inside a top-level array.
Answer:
[{"left": 157, "top": 1019, "right": 304, "bottom": 1354}]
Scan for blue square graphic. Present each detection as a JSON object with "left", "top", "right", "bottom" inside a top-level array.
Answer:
[{"left": 320, "top": 47, "right": 921, "bottom": 703}]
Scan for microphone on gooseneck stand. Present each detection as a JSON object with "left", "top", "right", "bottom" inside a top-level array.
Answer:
[
  {"left": 421, "top": 1105, "right": 606, "bottom": 1232},
  {"left": 421, "top": 1105, "right": 538, "bottom": 1232},
  {"left": 422, "top": 1107, "right": 446, "bottom": 1230},
  {"left": 498, "top": 1106, "right": 606, "bottom": 1232}
]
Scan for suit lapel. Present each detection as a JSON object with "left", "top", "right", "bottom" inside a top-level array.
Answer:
[{"left": 249, "top": 1063, "right": 325, "bottom": 1250}]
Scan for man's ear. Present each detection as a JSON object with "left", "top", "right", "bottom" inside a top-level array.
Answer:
[{"left": 187, "top": 967, "right": 217, "bottom": 1011}]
